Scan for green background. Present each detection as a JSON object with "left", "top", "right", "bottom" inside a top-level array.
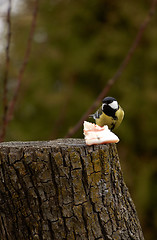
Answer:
[{"left": 0, "top": 0, "right": 157, "bottom": 239}]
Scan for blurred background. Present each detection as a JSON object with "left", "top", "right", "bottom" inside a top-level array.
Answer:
[{"left": 0, "top": 0, "right": 157, "bottom": 239}]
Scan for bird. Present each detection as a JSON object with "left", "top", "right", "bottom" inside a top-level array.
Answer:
[{"left": 90, "top": 96, "right": 124, "bottom": 131}]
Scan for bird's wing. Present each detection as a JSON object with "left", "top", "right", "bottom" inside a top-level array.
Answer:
[{"left": 90, "top": 107, "right": 102, "bottom": 119}]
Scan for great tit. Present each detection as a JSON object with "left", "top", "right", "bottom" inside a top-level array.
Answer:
[{"left": 90, "top": 96, "right": 124, "bottom": 131}]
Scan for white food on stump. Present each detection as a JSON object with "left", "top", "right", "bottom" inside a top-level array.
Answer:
[{"left": 83, "top": 121, "right": 119, "bottom": 146}]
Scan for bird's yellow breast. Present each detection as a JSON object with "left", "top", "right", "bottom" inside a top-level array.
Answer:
[
  {"left": 95, "top": 106, "right": 124, "bottom": 130},
  {"left": 95, "top": 113, "right": 114, "bottom": 128},
  {"left": 114, "top": 107, "right": 124, "bottom": 129}
]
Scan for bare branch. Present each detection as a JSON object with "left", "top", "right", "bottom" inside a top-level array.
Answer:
[
  {"left": 1, "top": 0, "right": 12, "bottom": 141},
  {"left": 65, "top": 0, "right": 157, "bottom": 138},
  {"left": 0, "top": 0, "right": 39, "bottom": 142},
  {"left": 7, "top": 0, "right": 39, "bottom": 123}
]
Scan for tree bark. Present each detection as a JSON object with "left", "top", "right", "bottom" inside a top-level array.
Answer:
[{"left": 0, "top": 139, "right": 144, "bottom": 240}]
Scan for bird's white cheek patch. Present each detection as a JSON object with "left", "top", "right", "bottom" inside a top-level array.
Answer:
[
  {"left": 102, "top": 103, "right": 106, "bottom": 110},
  {"left": 109, "top": 101, "right": 118, "bottom": 110}
]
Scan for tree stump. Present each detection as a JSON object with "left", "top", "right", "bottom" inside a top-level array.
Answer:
[{"left": 0, "top": 139, "right": 144, "bottom": 240}]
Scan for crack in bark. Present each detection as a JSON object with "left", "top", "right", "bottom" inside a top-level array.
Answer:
[
  {"left": 1, "top": 216, "right": 9, "bottom": 240},
  {"left": 88, "top": 188, "right": 109, "bottom": 240},
  {"left": 49, "top": 152, "right": 69, "bottom": 239},
  {"left": 81, "top": 205, "right": 89, "bottom": 239},
  {"left": 80, "top": 156, "right": 89, "bottom": 197},
  {"left": 0, "top": 161, "right": 20, "bottom": 240},
  {"left": 47, "top": 219, "right": 55, "bottom": 240},
  {"left": 97, "top": 212, "right": 112, "bottom": 240},
  {"left": 22, "top": 160, "right": 44, "bottom": 240},
  {"left": 12, "top": 163, "right": 37, "bottom": 220}
]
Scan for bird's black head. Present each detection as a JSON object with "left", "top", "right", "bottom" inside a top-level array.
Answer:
[{"left": 102, "top": 96, "right": 119, "bottom": 119}]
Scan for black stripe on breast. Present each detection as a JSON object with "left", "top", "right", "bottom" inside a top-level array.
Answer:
[
  {"left": 102, "top": 105, "right": 117, "bottom": 120},
  {"left": 111, "top": 122, "right": 116, "bottom": 130}
]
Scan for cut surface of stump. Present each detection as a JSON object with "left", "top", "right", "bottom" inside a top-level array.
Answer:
[{"left": 0, "top": 139, "right": 144, "bottom": 240}]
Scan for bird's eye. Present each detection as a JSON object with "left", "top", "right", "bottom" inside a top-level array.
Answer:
[{"left": 109, "top": 101, "right": 118, "bottom": 110}]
